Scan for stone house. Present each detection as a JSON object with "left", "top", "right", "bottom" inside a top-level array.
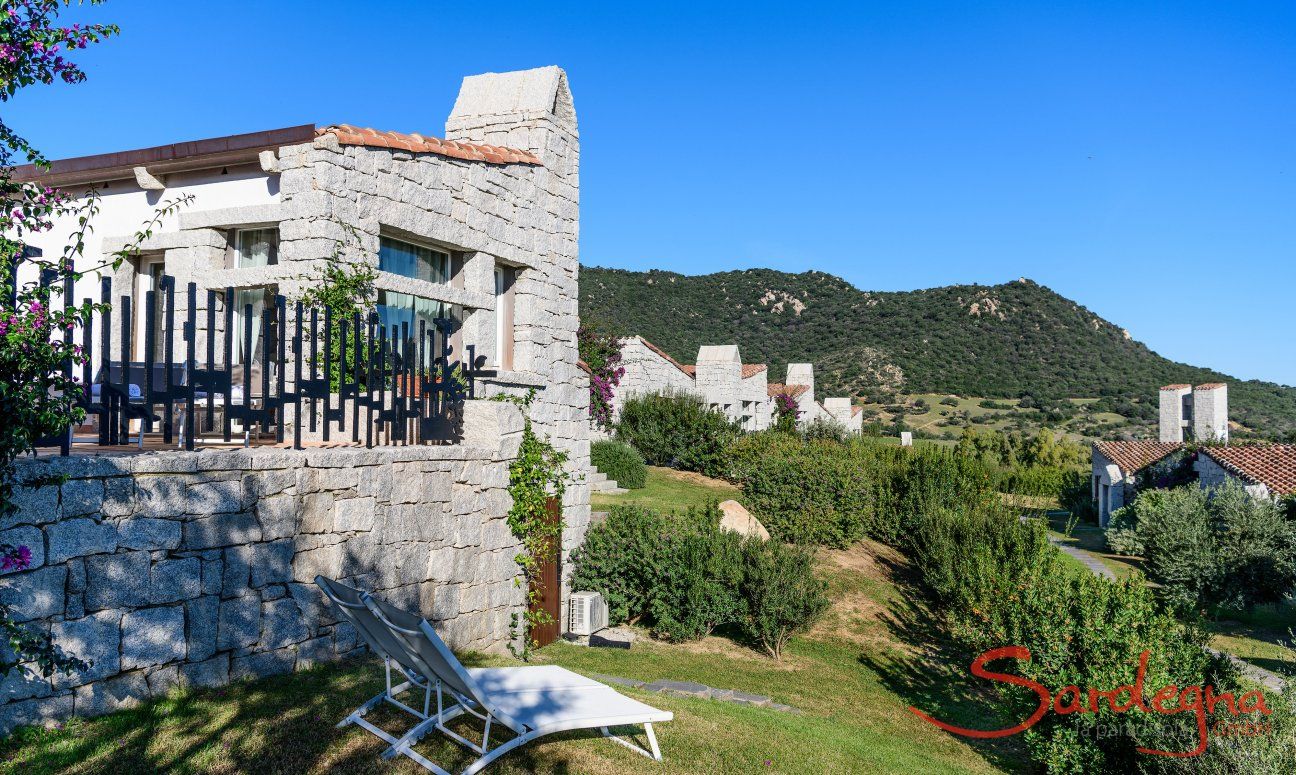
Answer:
[
  {"left": 769, "top": 363, "right": 863, "bottom": 433},
  {"left": 0, "top": 66, "right": 591, "bottom": 731},
  {"left": 598, "top": 337, "right": 861, "bottom": 434},
  {"left": 1091, "top": 382, "right": 1293, "bottom": 525}
]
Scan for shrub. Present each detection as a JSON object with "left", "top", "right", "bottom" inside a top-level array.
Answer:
[
  {"left": 800, "top": 417, "right": 847, "bottom": 442},
  {"left": 1117, "top": 481, "right": 1296, "bottom": 613},
  {"left": 939, "top": 396, "right": 960, "bottom": 407},
  {"left": 995, "top": 465, "right": 1080, "bottom": 499},
  {"left": 737, "top": 434, "right": 995, "bottom": 547},
  {"left": 615, "top": 392, "right": 738, "bottom": 478},
  {"left": 650, "top": 525, "right": 744, "bottom": 642},
  {"left": 736, "top": 539, "right": 828, "bottom": 659},
  {"left": 570, "top": 505, "right": 670, "bottom": 625},
  {"left": 1103, "top": 504, "right": 1143, "bottom": 556},
  {"left": 570, "top": 505, "right": 827, "bottom": 655},
  {"left": 589, "top": 439, "right": 646, "bottom": 489}
]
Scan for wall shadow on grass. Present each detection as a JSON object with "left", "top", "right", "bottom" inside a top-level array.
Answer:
[
  {"left": 0, "top": 654, "right": 594, "bottom": 774},
  {"left": 854, "top": 551, "right": 1033, "bottom": 774}
]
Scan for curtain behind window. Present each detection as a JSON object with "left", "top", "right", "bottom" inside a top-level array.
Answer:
[
  {"left": 236, "top": 229, "right": 279, "bottom": 268},
  {"left": 379, "top": 237, "right": 450, "bottom": 284}
]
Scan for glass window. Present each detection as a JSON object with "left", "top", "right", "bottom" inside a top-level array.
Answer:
[
  {"left": 232, "top": 286, "right": 277, "bottom": 365},
  {"left": 235, "top": 228, "right": 278, "bottom": 268},
  {"left": 376, "top": 290, "right": 460, "bottom": 341},
  {"left": 379, "top": 236, "right": 450, "bottom": 284}
]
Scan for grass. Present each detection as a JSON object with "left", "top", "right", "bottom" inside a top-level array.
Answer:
[
  {"left": 591, "top": 466, "right": 740, "bottom": 513},
  {"left": 0, "top": 543, "right": 1023, "bottom": 775}
]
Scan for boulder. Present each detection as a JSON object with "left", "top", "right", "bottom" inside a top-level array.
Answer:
[{"left": 717, "top": 500, "right": 770, "bottom": 541}]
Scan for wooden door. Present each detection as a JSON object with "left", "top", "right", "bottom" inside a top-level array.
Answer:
[{"left": 528, "top": 497, "right": 562, "bottom": 648}]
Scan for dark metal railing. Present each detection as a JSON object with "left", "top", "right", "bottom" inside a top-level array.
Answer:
[{"left": 35, "top": 270, "right": 480, "bottom": 454}]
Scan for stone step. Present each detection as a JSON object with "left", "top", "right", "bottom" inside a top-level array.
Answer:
[
  {"left": 587, "top": 471, "right": 608, "bottom": 484},
  {"left": 602, "top": 487, "right": 628, "bottom": 495}
]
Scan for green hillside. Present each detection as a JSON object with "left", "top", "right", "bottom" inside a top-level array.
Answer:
[{"left": 579, "top": 266, "right": 1296, "bottom": 439}]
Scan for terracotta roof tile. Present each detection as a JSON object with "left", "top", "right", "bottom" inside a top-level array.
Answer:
[
  {"left": 1199, "top": 445, "right": 1296, "bottom": 496},
  {"left": 1093, "top": 441, "right": 1183, "bottom": 473},
  {"left": 1161, "top": 384, "right": 1191, "bottom": 390},
  {"left": 681, "top": 365, "right": 696, "bottom": 376},
  {"left": 636, "top": 338, "right": 694, "bottom": 379},
  {"left": 317, "top": 125, "right": 542, "bottom": 166},
  {"left": 742, "top": 364, "right": 768, "bottom": 378},
  {"left": 767, "top": 383, "right": 809, "bottom": 399},
  {"left": 852, "top": 406, "right": 863, "bottom": 417},
  {"left": 1196, "top": 383, "right": 1227, "bottom": 390}
]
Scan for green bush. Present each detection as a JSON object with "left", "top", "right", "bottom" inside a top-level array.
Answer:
[
  {"left": 1103, "top": 504, "right": 1144, "bottom": 556},
  {"left": 1120, "top": 482, "right": 1296, "bottom": 612},
  {"left": 589, "top": 439, "right": 647, "bottom": 489},
  {"left": 651, "top": 526, "right": 744, "bottom": 642},
  {"left": 800, "top": 417, "right": 848, "bottom": 442},
  {"left": 615, "top": 392, "right": 739, "bottom": 478},
  {"left": 995, "top": 465, "right": 1083, "bottom": 500},
  {"left": 736, "top": 539, "right": 829, "bottom": 659},
  {"left": 570, "top": 504, "right": 827, "bottom": 655},
  {"left": 738, "top": 434, "right": 996, "bottom": 547}
]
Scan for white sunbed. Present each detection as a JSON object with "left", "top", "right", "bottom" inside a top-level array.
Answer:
[{"left": 315, "top": 576, "right": 672, "bottom": 775}]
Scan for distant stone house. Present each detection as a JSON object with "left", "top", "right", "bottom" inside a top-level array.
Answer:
[
  {"left": 1091, "top": 382, "right": 1294, "bottom": 525},
  {"left": 769, "top": 363, "right": 863, "bottom": 434},
  {"left": 1, "top": 67, "right": 591, "bottom": 731},
  {"left": 599, "top": 337, "right": 863, "bottom": 434}
]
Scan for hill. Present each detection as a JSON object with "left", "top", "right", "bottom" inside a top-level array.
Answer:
[{"left": 578, "top": 266, "right": 1296, "bottom": 439}]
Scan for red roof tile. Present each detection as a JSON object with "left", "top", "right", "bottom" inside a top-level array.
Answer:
[
  {"left": 742, "top": 364, "right": 767, "bottom": 378},
  {"left": 1199, "top": 445, "right": 1296, "bottom": 496},
  {"left": 1196, "top": 382, "right": 1227, "bottom": 390},
  {"left": 681, "top": 365, "right": 696, "bottom": 376},
  {"left": 317, "top": 125, "right": 542, "bottom": 166},
  {"left": 1161, "top": 384, "right": 1191, "bottom": 390},
  {"left": 767, "top": 383, "right": 809, "bottom": 399},
  {"left": 1093, "top": 441, "right": 1183, "bottom": 473},
  {"left": 852, "top": 406, "right": 863, "bottom": 417},
  {"left": 636, "top": 338, "right": 694, "bottom": 379}
]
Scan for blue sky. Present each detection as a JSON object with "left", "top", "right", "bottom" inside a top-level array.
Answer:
[{"left": 10, "top": 1, "right": 1295, "bottom": 386}]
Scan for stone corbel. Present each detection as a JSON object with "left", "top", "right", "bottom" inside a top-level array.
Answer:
[
  {"left": 258, "top": 150, "right": 279, "bottom": 174},
  {"left": 133, "top": 166, "right": 166, "bottom": 191}
]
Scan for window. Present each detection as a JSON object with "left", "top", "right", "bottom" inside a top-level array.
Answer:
[
  {"left": 379, "top": 236, "right": 450, "bottom": 284},
  {"left": 134, "top": 255, "right": 166, "bottom": 361},
  {"left": 231, "top": 286, "right": 277, "bottom": 365},
  {"left": 235, "top": 228, "right": 278, "bottom": 268},
  {"left": 494, "top": 264, "right": 515, "bottom": 370},
  {"left": 376, "top": 290, "right": 460, "bottom": 343}
]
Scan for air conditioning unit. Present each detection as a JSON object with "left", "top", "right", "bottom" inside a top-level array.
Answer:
[{"left": 569, "top": 591, "right": 608, "bottom": 636}]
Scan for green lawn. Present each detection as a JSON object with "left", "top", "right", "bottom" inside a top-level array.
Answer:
[
  {"left": 0, "top": 543, "right": 1022, "bottom": 775},
  {"left": 591, "top": 466, "right": 740, "bottom": 513}
]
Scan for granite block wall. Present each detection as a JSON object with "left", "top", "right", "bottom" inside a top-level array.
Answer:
[{"left": 0, "top": 401, "right": 534, "bottom": 733}]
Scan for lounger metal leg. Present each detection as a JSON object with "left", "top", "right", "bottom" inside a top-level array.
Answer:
[
  {"left": 459, "top": 731, "right": 542, "bottom": 775},
  {"left": 601, "top": 723, "right": 663, "bottom": 761}
]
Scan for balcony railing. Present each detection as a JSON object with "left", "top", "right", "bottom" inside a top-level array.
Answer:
[{"left": 35, "top": 270, "right": 484, "bottom": 454}]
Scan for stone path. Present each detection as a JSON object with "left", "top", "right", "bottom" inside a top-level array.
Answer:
[
  {"left": 1045, "top": 530, "right": 1289, "bottom": 692},
  {"left": 589, "top": 673, "right": 802, "bottom": 714},
  {"left": 1047, "top": 536, "right": 1116, "bottom": 580}
]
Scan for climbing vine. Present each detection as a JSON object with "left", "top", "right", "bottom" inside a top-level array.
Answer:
[{"left": 493, "top": 390, "right": 570, "bottom": 659}]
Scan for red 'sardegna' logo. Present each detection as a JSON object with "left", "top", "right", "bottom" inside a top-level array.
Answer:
[{"left": 909, "top": 646, "right": 1271, "bottom": 757}]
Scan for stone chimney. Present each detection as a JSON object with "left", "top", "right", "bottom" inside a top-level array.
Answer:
[
  {"left": 696, "top": 345, "right": 742, "bottom": 397},
  {"left": 785, "top": 363, "right": 815, "bottom": 403},
  {"left": 1192, "top": 383, "right": 1229, "bottom": 442},
  {"left": 1159, "top": 385, "right": 1191, "bottom": 442},
  {"left": 823, "top": 397, "right": 852, "bottom": 424},
  {"left": 446, "top": 66, "right": 578, "bottom": 183}
]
